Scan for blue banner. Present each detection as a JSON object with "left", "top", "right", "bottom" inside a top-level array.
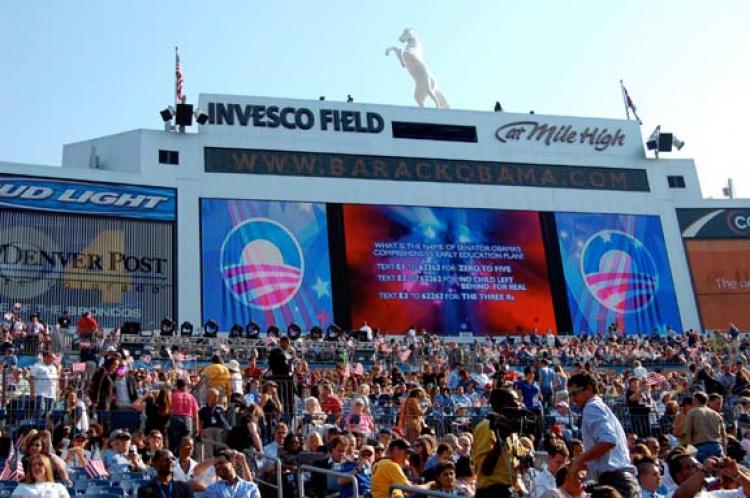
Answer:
[
  {"left": 200, "top": 199, "right": 333, "bottom": 331},
  {"left": 0, "top": 175, "right": 176, "bottom": 221},
  {"left": 555, "top": 212, "right": 681, "bottom": 334}
]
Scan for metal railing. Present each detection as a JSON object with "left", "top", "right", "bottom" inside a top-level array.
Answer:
[
  {"left": 247, "top": 449, "right": 284, "bottom": 498},
  {"left": 388, "top": 484, "right": 458, "bottom": 498},
  {"left": 297, "top": 464, "right": 359, "bottom": 498}
]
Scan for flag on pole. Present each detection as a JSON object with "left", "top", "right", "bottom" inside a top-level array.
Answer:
[
  {"left": 620, "top": 80, "right": 642, "bottom": 125},
  {"left": 84, "top": 446, "right": 110, "bottom": 478},
  {"left": 0, "top": 437, "right": 25, "bottom": 481},
  {"left": 175, "top": 46, "right": 184, "bottom": 104}
]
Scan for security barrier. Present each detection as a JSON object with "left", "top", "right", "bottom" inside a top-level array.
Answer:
[
  {"left": 246, "top": 449, "right": 284, "bottom": 498},
  {"left": 297, "top": 464, "right": 359, "bottom": 498}
]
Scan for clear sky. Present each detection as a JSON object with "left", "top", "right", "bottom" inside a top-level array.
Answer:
[{"left": 1, "top": 1, "right": 748, "bottom": 197}]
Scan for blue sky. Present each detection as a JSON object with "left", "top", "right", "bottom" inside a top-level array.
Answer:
[{"left": 1, "top": 1, "right": 748, "bottom": 197}]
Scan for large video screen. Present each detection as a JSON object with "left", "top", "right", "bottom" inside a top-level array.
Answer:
[
  {"left": 0, "top": 210, "right": 174, "bottom": 328},
  {"left": 684, "top": 239, "right": 750, "bottom": 331},
  {"left": 555, "top": 212, "right": 681, "bottom": 334},
  {"left": 343, "top": 204, "right": 557, "bottom": 334},
  {"left": 200, "top": 199, "right": 333, "bottom": 331}
]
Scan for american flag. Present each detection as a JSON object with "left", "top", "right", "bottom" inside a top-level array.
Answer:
[
  {"left": 0, "top": 437, "right": 24, "bottom": 481},
  {"left": 84, "top": 446, "right": 109, "bottom": 478},
  {"left": 620, "top": 80, "right": 642, "bottom": 124},
  {"left": 175, "top": 47, "right": 184, "bottom": 104}
]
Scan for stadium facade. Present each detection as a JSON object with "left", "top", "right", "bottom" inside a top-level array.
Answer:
[{"left": 1, "top": 94, "right": 748, "bottom": 335}]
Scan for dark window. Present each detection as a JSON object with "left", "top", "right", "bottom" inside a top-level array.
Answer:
[
  {"left": 667, "top": 175, "right": 685, "bottom": 188},
  {"left": 392, "top": 121, "right": 478, "bottom": 142},
  {"left": 158, "top": 149, "right": 179, "bottom": 165}
]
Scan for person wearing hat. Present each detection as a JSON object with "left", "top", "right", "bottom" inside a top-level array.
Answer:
[
  {"left": 29, "top": 350, "right": 59, "bottom": 416},
  {"left": 226, "top": 360, "right": 244, "bottom": 395},
  {"left": 103, "top": 429, "right": 148, "bottom": 474},
  {"left": 372, "top": 439, "right": 433, "bottom": 498},
  {"left": 137, "top": 448, "right": 194, "bottom": 498}
]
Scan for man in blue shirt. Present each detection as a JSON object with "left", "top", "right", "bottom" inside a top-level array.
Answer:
[
  {"left": 205, "top": 449, "right": 260, "bottom": 498},
  {"left": 538, "top": 359, "right": 555, "bottom": 409},
  {"left": 568, "top": 372, "right": 638, "bottom": 498}
]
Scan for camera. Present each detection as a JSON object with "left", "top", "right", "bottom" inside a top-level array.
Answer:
[{"left": 487, "top": 408, "right": 537, "bottom": 439}]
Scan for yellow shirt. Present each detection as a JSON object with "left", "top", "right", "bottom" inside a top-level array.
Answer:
[
  {"left": 372, "top": 458, "right": 410, "bottom": 498},
  {"left": 203, "top": 363, "right": 232, "bottom": 394},
  {"left": 472, "top": 418, "right": 524, "bottom": 490}
]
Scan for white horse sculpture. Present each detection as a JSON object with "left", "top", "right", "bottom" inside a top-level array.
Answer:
[{"left": 386, "top": 28, "right": 450, "bottom": 109}]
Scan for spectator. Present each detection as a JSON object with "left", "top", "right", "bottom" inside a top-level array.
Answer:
[
  {"left": 636, "top": 457, "right": 663, "bottom": 498},
  {"left": 29, "top": 351, "right": 59, "bottom": 415},
  {"left": 540, "top": 464, "right": 587, "bottom": 498},
  {"left": 10, "top": 454, "right": 70, "bottom": 498},
  {"left": 102, "top": 429, "right": 147, "bottom": 474},
  {"left": 684, "top": 391, "right": 726, "bottom": 462},
  {"left": 226, "top": 360, "right": 243, "bottom": 395},
  {"left": 89, "top": 356, "right": 118, "bottom": 411},
  {"left": 168, "top": 378, "right": 200, "bottom": 452},
  {"left": 345, "top": 398, "right": 375, "bottom": 437},
  {"left": 204, "top": 449, "right": 260, "bottom": 498},
  {"left": 311, "top": 434, "right": 350, "bottom": 497},
  {"left": 568, "top": 372, "right": 638, "bottom": 498},
  {"left": 202, "top": 355, "right": 232, "bottom": 397},
  {"left": 75, "top": 311, "right": 98, "bottom": 341},
  {"left": 531, "top": 443, "right": 569, "bottom": 498},
  {"left": 372, "top": 439, "right": 431, "bottom": 498},
  {"left": 198, "top": 388, "right": 228, "bottom": 459},
  {"left": 172, "top": 438, "right": 198, "bottom": 483},
  {"left": 137, "top": 448, "right": 194, "bottom": 498}
]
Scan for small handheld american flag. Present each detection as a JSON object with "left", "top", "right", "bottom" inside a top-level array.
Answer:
[
  {"left": 84, "top": 446, "right": 109, "bottom": 479},
  {"left": 0, "top": 436, "right": 24, "bottom": 481}
]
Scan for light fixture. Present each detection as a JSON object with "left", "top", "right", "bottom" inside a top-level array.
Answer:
[
  {"left": 245, "top": 322, "right": 261, "bottom": 339},
  {"left": 180, "top": 321, "right": 193, "bottom": 337},
  {"left": 203, "top": 319, "right": 219, "bottom": 337},
  {"left": 194, "top": 109, "right": 209, "bottom": 125},
  {"left": 267, "top": 325, "right": 280, "bottom": 337},
  {"left": 160, "top": 107, "right": 175, "bottom": 122},
  {"left": 175, "top": 103, "right": 194, "bottom": 127},
  {"left": 309, "top": 326, "right": 323, "bottom": 340},
  {"left": 494, "top": 102, "right": 503, "bottom": 112},
  {"left": 347, "top": 95, "right": 354, "bottom": 103},
  {"left": 160, "top": 318, "right": 175, "bottom": 336},
  {"left": 229, "top": 323, "right": 243, "bottom": 338},
  {"left": 287, "top": 323, "right": 302, "bottom": 340},
  {"left": 646, "top": 126, "right": 685, "bottom": 158},
  {"left": 326, "top": 323, "right": 342, "bottom": 341}
]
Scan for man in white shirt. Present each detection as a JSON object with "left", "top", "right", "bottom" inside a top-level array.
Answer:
[
  {"left": 29, "top": 350, "right": 59, "bottom": 414},
  {"left": 531, "top": 443, "right": 569, "bottom": 498},
  {"left": 633, "top": 360, "right": 649, "bottom": 380}
]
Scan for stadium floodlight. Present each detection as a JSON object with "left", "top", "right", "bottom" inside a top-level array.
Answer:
[
  {"left": 494, "top": 101, "right": 503, "bottom": 112},
  {"left": 194, "top": 109, "right": 209, "bottom": 125},
  {"left": 160, "top": 107, "right": 175, "bottom": 122},
  {"left": 647, "top": 125, "right": 685, "bottom": 157}
]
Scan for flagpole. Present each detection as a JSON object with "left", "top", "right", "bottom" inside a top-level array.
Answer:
[{"left": 175, "top": 46, "right": 180, "bottom": 106}]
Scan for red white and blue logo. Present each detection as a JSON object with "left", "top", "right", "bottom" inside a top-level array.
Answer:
[
  {"left": 220, "top": 218, "right": 305, "bottom": 310},
  {"left": 580, "top": 230, "right": 658, "bottom": 313}
]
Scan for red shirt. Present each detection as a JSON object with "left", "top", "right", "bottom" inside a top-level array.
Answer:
[
  {"left": 171, "top": 390, "right": 199, "bottom": 417},
  {"left": 321, "top": 393, "right": 343, "bottom": 415},
  {"left": 77, "top": 315, "right": 98, "bottom": 334},
  {"left": 244, "top": 366, "right": 263, "bottom": 379}
]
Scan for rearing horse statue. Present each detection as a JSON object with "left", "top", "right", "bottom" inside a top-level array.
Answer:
[{"left": 386, "top": 28, "right": 450, "bottom": 109}]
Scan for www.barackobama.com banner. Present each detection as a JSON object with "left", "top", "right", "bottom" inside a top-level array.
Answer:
[
  {"left": 342, "top": 204, "right": 557, "bottom": 335},
  {"left": 200, "top": 199, "right": 333, "bottom": 331},
  {"left": 0, "top": 210, "right": 175, "bottom": 327},
  {"left": 555, "top": 212, "right": 681, "bottom": 334}
]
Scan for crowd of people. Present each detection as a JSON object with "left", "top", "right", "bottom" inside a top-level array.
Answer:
[{"left": 2, "top": 309, "right": 750, "bottom": 498}]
